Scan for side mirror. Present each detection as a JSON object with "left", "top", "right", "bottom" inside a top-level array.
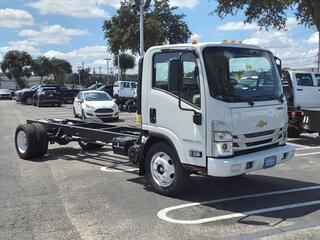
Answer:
[
  {"left": 274, "top": 56, "right": 282, "bottom": 75},
  {"left": 168, "top": 58, "right": 180, "bottom": 94}
]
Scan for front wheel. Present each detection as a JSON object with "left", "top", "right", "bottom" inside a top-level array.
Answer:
[
  {"left": 145, "top": 142, "right": 187, "bottom": 196},
  {"left": 81, "top": 110, "right": 86, "bottom": 120},
  {"left": 25, "top": 97, "right": 33, "bottom": 105}
]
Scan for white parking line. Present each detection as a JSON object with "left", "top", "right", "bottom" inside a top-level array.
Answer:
[
  {"left": 295, "top": 152, "right": 320, "bottom": 157},
  {"left": 100, "top": 166, "right": 138, "bottom": 173},
  {"left": 296, "top": 146, "right": 320, "bottom": 151},
  {"left": 157, "top": 185, "right": 320, "bottom": 224}
]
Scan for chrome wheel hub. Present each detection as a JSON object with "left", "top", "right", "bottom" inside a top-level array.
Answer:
[
  {"left": 150, "top": 152, "right": 175, "bottom": 187},
  {"left": 17, "top": 130, "right": 28, "bottom": 153}
]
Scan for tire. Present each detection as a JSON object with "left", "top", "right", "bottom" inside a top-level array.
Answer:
[
  {"left": 57, "top": 103, "right": 61, "bottom": 107},
  {"left": 78, "top": 141, "right": 103, "bottom": 151},
  {"left": 145, "top": 142, "right": 187, "bottom": 196},
  {"left": 15, "top": 124, "right": 38, "bottom": 159},
  {"left": 33, "top": 100, "right": 36, "bottom": 106},
  {"left": 32, "top": 123, "right": 49, "bottom": 157},
  {"left": 66, "top": 98, "right": 73, "bottom": 104},
  {"left": 73, "top": 107, "right": 78, "bottom": 118},
  {"left": 81, "top": 110, "right": 86, "bottom": 120},
  {"left": 37, "top": 100, "right": 42, "bottom": 107},
  {"left": 288, "top": 127, "right": 301, "bottom": 138},
  {"left": 113, "top": 116, "right": 119, "bottom": 122},
  {"left": 25, "top": 97, "right": 33, "bottom": 105}
]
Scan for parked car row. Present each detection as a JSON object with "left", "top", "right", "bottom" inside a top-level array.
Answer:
[{"left": 14, "top": 85, "right": 79, "bottom": 106}]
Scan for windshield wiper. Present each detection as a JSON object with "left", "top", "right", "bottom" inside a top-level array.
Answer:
[
  {"left": 251, "top": 94, "right": 284, "bottom": 103},
  {"left": 222, "top": 93, "right": 255, "bottom": 106}
]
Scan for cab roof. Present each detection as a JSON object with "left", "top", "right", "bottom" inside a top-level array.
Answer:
[{"left": 147, "top": 42, "right": 268, "bottom": 53}]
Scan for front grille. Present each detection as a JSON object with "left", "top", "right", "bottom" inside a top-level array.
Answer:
[
  {"left": 95, "top": 108, "right": 113, "bottom": 113},
  {"left": 233, "top": 128, "right": 283, "bottom": 156},
  {"left": 245, "top": 139, "right": 273, "bottom": 147},
  {"left": 244, "top": 130, "right": 275, "bottom": 138}
]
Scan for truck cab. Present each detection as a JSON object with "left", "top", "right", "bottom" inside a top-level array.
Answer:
[{"left": 138, "top": 42, "right": 295, "bottom": 195}]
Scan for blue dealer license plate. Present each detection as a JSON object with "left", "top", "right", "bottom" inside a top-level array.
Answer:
[{"left": 264, "top": 155, "right": 277, "bottom": 169}]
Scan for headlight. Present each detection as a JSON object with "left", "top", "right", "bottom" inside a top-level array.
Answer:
[
  {"left": 212, "top": 121, "right": 233, "bottom": 157},
  {"left": 279, "top": 123, "right": 288, "bottom": 146},
  {"left": 85, "top": 104, "right": 95, "bottom": 109}
]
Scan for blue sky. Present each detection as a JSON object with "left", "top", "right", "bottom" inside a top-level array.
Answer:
[{"left": 0, "top": 0, "right": 319, "bottom": 73}]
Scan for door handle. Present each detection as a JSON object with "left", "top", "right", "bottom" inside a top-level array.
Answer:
[
  {"left": 150, "top": 108, "right": 156, "bottom": 124},
  {"left": 297, "top": 89, "right": 303, "bottom": 91}
]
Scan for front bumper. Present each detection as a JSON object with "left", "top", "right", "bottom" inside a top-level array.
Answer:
[
  {"left": 85, "top": 109, "right": 119, "bottom": 119},
  {"left": 207, "top": 144, "right": 295, "bottom": 177}
]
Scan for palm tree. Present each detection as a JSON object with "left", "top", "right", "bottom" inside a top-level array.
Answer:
[
  {"left": 31, "top": 56, "right": 53, "bottom": 85},
  {"left": 1, "top": 50, "right": 33, "bottom": 89}
]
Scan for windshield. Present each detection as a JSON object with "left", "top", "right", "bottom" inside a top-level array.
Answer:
[
  {"left": 84, "top": 92, "right": 111, "bottom": 101},
  {"left": 203, "top": 47, "right": 282, "bottom": 103}
]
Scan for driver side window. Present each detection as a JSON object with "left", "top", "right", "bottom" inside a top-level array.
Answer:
[{"left": 153, "top": 52, "right": 201, "bottom": 108}]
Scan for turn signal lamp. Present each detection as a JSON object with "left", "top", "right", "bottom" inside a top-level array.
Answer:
[
  {"left": 192, "top": 39, "right": 198, "bottom": 44},
  {"left": 223, "top": 39, "right": 227, "bottom": 43}
]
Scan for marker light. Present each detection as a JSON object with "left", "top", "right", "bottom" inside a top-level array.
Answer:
[
  {"left": 230, "top": 40, "right": 235, "bottom": 44},
  {"left": 223, "top": 39, "right": 227, "bottom": 43},
  {"left": 238, "top": 41, "right": 243, "bottom": 44},
  {"left": 192, "top": 39, "right": 198, "bottom": 44}
]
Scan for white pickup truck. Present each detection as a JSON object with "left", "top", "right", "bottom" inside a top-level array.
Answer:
[
  {"left": 282, "top": 70, "right": 320, "bottom": 137},
  {"left": 14, "top": 42, "right": 295, "bottom": 196}
]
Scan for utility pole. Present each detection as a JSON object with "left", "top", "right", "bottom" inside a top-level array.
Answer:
[
  {"left": 139, "top": 0, "right": 145, "bottom": 57},
  {"left": 77, "top": 66, "right": 81, "bottom": 86},
  {"left": 105, "top": 58, "right": 111, "bottom": 84},
  {"left": 117, "top": 55, "right": 120, "bottom": 81}
]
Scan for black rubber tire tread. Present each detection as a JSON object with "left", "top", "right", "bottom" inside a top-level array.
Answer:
[
  {"left": 32, "top": 123, "right": 49, "bottom": 157},
  {"left": 145, "top": 142, "right": 187, "bottom": 196},
  {"left": 288, "top": 127, "right": 301, "bottom": 138},
  {"left": 73, "top": 107, "right": 78, "bottom": 118},
  {"left": 81, "top": 110, "right": 86, "bottom": 120},
  {"left": 25, "top": 97, "right": 33, "bottom": 105},
  {"left": 15, "top": 124, "right": 38, "bottom": 160},
  {"left": 78, "top": 141, "right": 103, "bottom": 151}
]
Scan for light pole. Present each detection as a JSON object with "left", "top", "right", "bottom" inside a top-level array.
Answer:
[
  {"left": 77, "top": 66, "right": 82, "bottom": 87},
  {"left": 105, "top": 57, "right": 111, "bottom": 84}
]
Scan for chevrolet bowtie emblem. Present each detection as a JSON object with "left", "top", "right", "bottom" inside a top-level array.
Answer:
[{"left": 256, "top": 120, "right": 267, "bottom": 128}]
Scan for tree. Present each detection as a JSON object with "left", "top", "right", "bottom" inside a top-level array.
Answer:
[
  {"left": 50, "top": 58, "right": 72, "bottom": 85},
  {"left": 114, "top": 53, "right": 136, "bottom": 80},
  {"left": 31, "top": 56, "right": 53, "bottom": 85},
  {"left": 1, "top": 50, "right": 33, "bottom": 89},
  {"left": 213, "top": 0, "right": 320, "bottom": 68},
  {"left": 102, "top": 0, "right": 192, "bottom": 55}
]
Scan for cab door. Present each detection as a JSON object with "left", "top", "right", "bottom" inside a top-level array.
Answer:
[
  {"left": 144, "top": 50, "right": 207, "bottom": 167},
  {"left": 292, "top": 73, "right": 318, "bottom": 108}
]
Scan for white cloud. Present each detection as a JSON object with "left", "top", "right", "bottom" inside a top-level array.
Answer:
[
  {"left": 191, "top": 33, "right": 203, "bottom": 40},
  {"left": 307, "top": 32, "right": 319, "bottom": 45},
  {"left": 217, "top": 22, "right": 258, "bottom": 31},
  {"left": 0, "top": 40, "right": 41, "bottom": 56},
  {"left": 18, "top": 24, "right": 89, "bottom": 46},
  {"left": 44, "top": 45, "right": 114, "bottom": 73},
  {"left": 217, "top": 17, "right": 298, "bottom": 31},
  {"left": 243, "top": 30, "right": 317, "bottom": 68},
  {"left": 170, "top": 0, "right": 200, "bottom": 8},
  {"left": 0, "top": 8, "right": 34, "bottom": 28},
  {"left": 26, "top": 0, "right": 110, "bottom": 18}
]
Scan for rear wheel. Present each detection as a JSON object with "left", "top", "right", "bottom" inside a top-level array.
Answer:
[
  {"left": 288, "top": 127, "right": 301, "bottom": 138},
  {"left": 15, "top": 124, "right": 38, "bottom": 159},
  {"left": 145, "top": 142, "right": 187, "bottom": 196}
]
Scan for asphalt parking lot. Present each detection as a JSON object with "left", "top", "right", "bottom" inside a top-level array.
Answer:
[{"left": 1, "top": 100, "right": 320, "bottom": 240}]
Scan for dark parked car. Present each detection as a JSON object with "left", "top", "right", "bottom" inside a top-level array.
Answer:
[
  {"left": 96, "top": 84, "right": 113, "bottom": 97},
  {"left": 33, "top": 86, "right": 63, "bottom": 107},
  {"left": 17, "top": 85, "right": 40, "bottom": 104},
  {"left": 60, "top": 87, "right": 80, "bottom": 104}
]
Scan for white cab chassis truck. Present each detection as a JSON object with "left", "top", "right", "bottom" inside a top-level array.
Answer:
[
  {"left": 14, "top": 42, "right": 295, "bottom": 196},
  {"left": 282, "top": 70, "right": 320, "bottom": 137}
]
